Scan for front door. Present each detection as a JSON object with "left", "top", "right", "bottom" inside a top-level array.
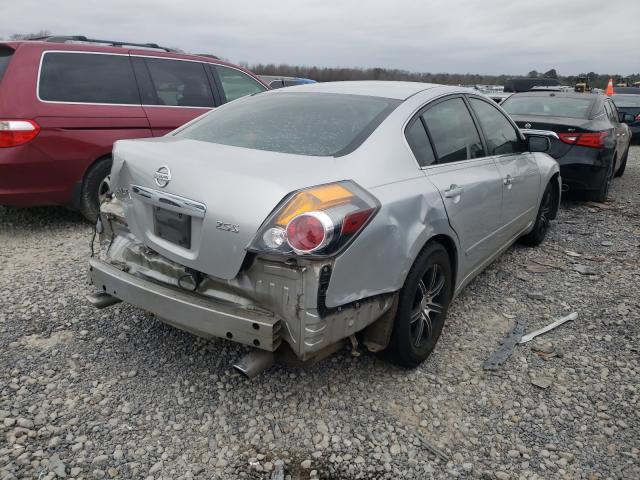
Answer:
[{"left": 467, "top": 96, "right": 541, "bottom": 239}]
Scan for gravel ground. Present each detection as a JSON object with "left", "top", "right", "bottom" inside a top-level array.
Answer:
[{"left": 1, "top": 147, "right": 639, "bottom": 480}]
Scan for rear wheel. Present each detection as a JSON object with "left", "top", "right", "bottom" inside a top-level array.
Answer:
[
  {"left": 79, "top": 157, "right": 112, "bottom": 222},
  {"left": 520, "top": 182, "right": 553, "bottom": 247},
  {"left": 614, "top": 147, "right": 629, "bottom": 178},
  {"left": 388, "top": 242, "right": 452, "bottom": 368},
  {"left": 590, "top": 158, "right": 614, "bottom": 203}
]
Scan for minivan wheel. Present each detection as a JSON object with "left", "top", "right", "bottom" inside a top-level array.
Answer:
[
  {"left": 80, "top": 157, "right": 112, "bottom": 222},
  {"left": 614, "top": 148, "right": 628, "bottom": 178},
  {"left": 388, "top": 242, "right": 452, "bottom": 368},
  {"left": 519, "top": 182, "right": 553, "bottom": 247}
]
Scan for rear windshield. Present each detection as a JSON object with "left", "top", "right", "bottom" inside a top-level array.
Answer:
[
  {"left": 0, "top": 46, "right": 14, "bottom": 83},
  {"left": 612, "top": 95, "right": 640, "bottom": 108},
  {"left": 502, "top": 96, "right": 594, "bottom": 119},
  {"left": 175, "top": 92, "right": 401, "bottom": 156}
]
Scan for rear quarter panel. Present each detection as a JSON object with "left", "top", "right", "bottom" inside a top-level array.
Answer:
[{"left": 324, "top": 87, "right": 462, "bottom": 307}]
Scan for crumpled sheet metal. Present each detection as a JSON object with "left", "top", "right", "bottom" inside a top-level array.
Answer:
[{"left": 483, "top": 317, "right": 528, "bottom": 371}]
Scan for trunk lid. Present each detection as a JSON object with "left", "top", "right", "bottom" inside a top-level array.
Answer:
[
  {"left": 512, "top": 114, "right": 594, "bottom": 159},
  {"left": 111, "top": 137, "right": 346, "bottom": 280}
]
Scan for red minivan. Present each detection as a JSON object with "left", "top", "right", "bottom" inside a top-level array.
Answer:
[{"left": 0, "top": 36, "right": 268, "bottom": 220}]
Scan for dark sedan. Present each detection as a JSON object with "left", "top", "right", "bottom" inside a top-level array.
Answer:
[
  {"left": 611, "top": 94, "right": 640, "bottom": 144},
  {"left": 502, "top": 92, "right": 633, "bottom": 201}
]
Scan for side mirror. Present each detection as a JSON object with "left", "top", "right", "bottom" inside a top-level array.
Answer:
[
  {"left": 527, "top": 135, "right": 551, "bottom": 153},
  {"left": 621, "top": 113, "right": 636, "bottom": 124}
]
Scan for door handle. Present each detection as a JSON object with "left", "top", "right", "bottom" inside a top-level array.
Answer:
[
  {"left": 444, "top": 185, "right": 464, "bottom": 198},
  {"left": 503, "top": 175, "right": 514, "bottom": 186}
]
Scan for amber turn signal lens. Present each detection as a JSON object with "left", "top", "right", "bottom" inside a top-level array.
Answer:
[{"left": 275, "top": 184, "right": 353, "bottom": 226}]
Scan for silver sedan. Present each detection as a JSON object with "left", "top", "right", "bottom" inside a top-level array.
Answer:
[{"left": 88, "top": 81, "right": 560, "bottom": 376}]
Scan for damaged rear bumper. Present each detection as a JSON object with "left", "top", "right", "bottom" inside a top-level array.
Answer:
[{"left": 89, "top": 257, "right": 282, "bottom": 351}]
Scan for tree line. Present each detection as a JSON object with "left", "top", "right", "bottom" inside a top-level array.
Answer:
[
  {"left": 4, "top": 31, "right": 638, "bottom": 89},
  {"left": 247, "top": 63, "right": 639, "bottom": 89}
]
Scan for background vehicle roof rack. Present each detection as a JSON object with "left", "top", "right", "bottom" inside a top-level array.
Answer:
[{"left": 28, "top": 35, "right": 178, "bottom": 52}]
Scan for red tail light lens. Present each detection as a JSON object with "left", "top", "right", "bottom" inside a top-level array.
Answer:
[
  {"left": 635, "top": 114, "right": 640, "bottom": 122},
  {"left": 558, "top": 131, "right": 608, "bottom": 149},
  {"left": 250, "top": 181, "right": 379, "bottom": 257},
  {"left": 286, "top": 212, "right": 334, "bottom": 253},
  {"left": 0, "top": 120, "right": 41, "bottom": 148}
]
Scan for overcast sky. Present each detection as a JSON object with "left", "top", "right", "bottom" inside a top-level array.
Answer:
[{"left": 2, "top": 0, "right": 638, "bottom": 75}]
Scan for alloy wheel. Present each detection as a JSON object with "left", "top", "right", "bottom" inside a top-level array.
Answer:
[{"left": 409, "top": 264, "right": 446, "bottom": 347}]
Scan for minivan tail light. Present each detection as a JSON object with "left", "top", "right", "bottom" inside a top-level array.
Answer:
[
  {"left": 0, "top": 120, "right": 41, "bottom": 147},
  {"left": 635, "top": 114, "right": 640, "bottom": 122},
  {"left": 250, "top": 181, "right": 379, "bottom": 257},
  {"left": 558, "top": 131, "right": 608, "bottom": 149}
]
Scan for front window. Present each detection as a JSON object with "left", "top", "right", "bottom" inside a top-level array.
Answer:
[
  {"left": 502, "top": 96, "right": 594, "bottom": 119},
  {"left": 214, "top": 66, "right": 266, "bottom": 102},
  {"left": 175, "top": 92, "right": 400, "bottom": 157}
]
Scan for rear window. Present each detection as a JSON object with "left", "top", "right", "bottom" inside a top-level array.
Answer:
[
  {"left": 39, "top": 52, "right": 140, "bottom": 104},
  {"left": 0, "top": 46, "right": 14, "bottom": 83},
  {"left": 612, "top": 95, "right": 640, "bottom": 108},
  {"left": 175, "top": 92, "right": 400, "bottom": 157},
  {"left": 502, "top": 96, "right": 594, "bottom": 119}
]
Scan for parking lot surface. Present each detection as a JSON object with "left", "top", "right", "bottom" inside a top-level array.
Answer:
[{"left": 1, "top": 148, "right": 639, "bottom": 480}]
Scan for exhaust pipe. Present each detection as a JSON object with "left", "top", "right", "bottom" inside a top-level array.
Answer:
[
  {"left": 86, "top": 291, "right": 122, "bottom": 309},
  {"left": 233, "top": 349, "right": 276, "bottom": 379},
  {"left": 561, "top": 183, "right": 570, "bottom": 192}
]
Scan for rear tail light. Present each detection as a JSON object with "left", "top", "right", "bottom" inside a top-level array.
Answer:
[
  {"left": 558, "top": 131, "right": 608, "bottom": 149},
  {"left": 250, "top": 181, "right": 379, "bottom": 256},
  {"left": 0, "top": 120, "right": 41, "bottom": 147},
  {"left": 635, "top": 114, "right": 640, "bottom": 122}
]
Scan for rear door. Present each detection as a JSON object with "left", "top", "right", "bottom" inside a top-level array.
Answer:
[
  {"left": 134, "top": 55, "right": 218, "bottom": 136},
  {"left": 467, "top": 96, "right": 540, "bottom": 238},
  {"left": 604, "top": 99, "right": 630, "bottom": 156},
  {"left": 418, "top": 96, "right": 504, "bottom": 271}
]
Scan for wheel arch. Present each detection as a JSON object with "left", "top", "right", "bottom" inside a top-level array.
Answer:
[
  {"left": 549, "top": 172, "right": 561, "bottom": 220},
  {"left": 69, "top": 153, "right": 113, "bottom": 211}
]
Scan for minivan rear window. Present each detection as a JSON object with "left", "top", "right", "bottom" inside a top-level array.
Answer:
[
  {"left": 502, "top": 96, "right": 594, "bottom": 119},
  {"left": 175, "top": 92, "right": 400, "bottom": 157},
  {"left": 39, "top": 52, "right": 140, "bottom": 105},
  {"left": 0, "top": 46, "right": 14, "bottom": 83}
]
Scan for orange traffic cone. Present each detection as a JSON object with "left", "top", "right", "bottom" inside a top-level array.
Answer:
[{"left": 605, "top": 78, "right": 614, "bottom": 96}]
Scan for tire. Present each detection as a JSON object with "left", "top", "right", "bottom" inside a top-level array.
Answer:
[
  {"left": 79, "top": 157, "right": 112, "bottom": 222},
  {"left": 388, "top": 242, "right": 452, "bottom": 368},
  {"left": 590, "top": 157, "right": 614, "bottom": 203},
  {"left": 519, "top": 182, "right": 553, "bottom": 247},
  {"left": 614, "top": 147, "right": 628, "bottom": 178}
]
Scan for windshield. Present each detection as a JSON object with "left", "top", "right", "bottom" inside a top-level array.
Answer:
[
  {"left": 174, "top": 92, "right": 401, "bottom": 156},
  {"left": 612, "top": 95, "right": 640, "bottom": 108},
  {"left": 502, "top": 96, "right": 594, "bottom": 119}
]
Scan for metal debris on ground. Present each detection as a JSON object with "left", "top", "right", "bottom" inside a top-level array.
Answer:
[
  {"left": 519, "top": 312, "right": 578, "bottom": 344},
  {"left": 415, "top": 432, "right": 450, "bottom": 462},
  {"left": 270, "top": 460, "right": 284, "bottom": 480},
  {"left": 483, "top": 317, "right": 528, "bottom": 371}
]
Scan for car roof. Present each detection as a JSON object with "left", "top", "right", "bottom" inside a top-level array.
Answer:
[
  {"left": 6, "top": 39, "right": 248, "bottom": 70},
  {"left": 510, "top": 91, "right": 599, "bottom": 100},
  {"left": 268, "top": 80, "right": 441, "bottom": 100}
]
